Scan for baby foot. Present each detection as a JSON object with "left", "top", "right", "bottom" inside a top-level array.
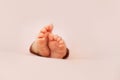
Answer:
[
  {"left": 32, "top": 24, "right": 53, "bottom": 57},
  {"left": 48, "top": 33, "right": 67, "bottom": 59}
]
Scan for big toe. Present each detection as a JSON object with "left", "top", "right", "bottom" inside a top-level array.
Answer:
[
  {"left": 44, "top": 24, "right": 53, "bottom": 33},
  {"left": 48, "top": 33, "right": 54, "bottom": 41},
  {"left": 41, "top": 27, "right": 47, "bottom": 33}
]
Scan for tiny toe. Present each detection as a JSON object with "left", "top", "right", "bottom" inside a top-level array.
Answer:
[
  {"left": 59, "top": 40, "right": 64, "bottom": 44},
  {"left": 45, "top": 25, "right": 49, "bottom": 30},
  {"left": 38, "top": 33, "right": 44, "bottom": 38},
  {"left": 45, "top": 24, "right": 53, "bottom": 32},
  {"left": 49, "top": 24, "right": 53, "bottom": 32},
  {"left": 58, "top": 44, "right": 66, "bottom": 50},
  {"left": 57, "top": 37, "right": 61, "bottom": 42},
  {"left": 41, "top": 28, "right": 47, "bottom": 33},
  {"left": 59, "top": 45, "right": 63, "bottom": 47}
]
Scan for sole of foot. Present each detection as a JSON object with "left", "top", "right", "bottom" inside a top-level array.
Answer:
[
  {"left": 48, "top": 33, "right": 67, "bottom": 59},
  {"left": 32, "top": 24, "right": 53, "bottom": 57}
]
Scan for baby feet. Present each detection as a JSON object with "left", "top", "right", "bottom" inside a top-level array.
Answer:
[
  {"left": 31, "top": 24, "right": 53, "bottom": 57},
  {"left": 48, "top": 34, "right": 67, "bottom": 58},
  {"left": 30, "top": 24, "right": 68, "bottom": 59}
]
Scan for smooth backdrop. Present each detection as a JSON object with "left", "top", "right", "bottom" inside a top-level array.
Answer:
[{"left": 0, "top": 0, "right": 120, "bottom": 80}]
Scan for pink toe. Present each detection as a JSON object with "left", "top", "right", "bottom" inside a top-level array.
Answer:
[
  {"left": 44, "top": 24, "right": 53, "bottom": 32},
  {"left": 41, "top": 28, "right": 47, "bottom": 33},
  {"left": 45, "top": 26, "right": 49, "bottom": 30},
  {"left": 49, "top": 24, "right": 53, "bottom": 32},
  {"left": 57, "top": 37, "right": 61, "bottom": 41},
  {"left": 59, "top": 40, "right": 64, "bottom": 44},
  {"left": 38, "top": 33, "right": 44, "bottom": 38}
]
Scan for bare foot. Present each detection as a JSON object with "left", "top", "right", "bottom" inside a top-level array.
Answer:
[
  {"left": 32, "top": 24, "right": 53, "bottom": 57},
  {"left": 48, "top": 33, "right": 67, "bottom": 59}
]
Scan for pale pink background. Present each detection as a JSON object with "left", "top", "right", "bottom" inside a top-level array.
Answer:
[{"left": 0, "top": 0, "right": 120, "bottom": 80}]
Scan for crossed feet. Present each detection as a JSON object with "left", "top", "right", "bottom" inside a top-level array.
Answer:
[{"left": 30, "top": 24, "right": 68, "bottom": 59}]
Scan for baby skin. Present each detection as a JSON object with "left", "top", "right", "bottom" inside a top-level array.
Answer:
[{"left": 30, "top": 24, "right": 69, "bottom": 59}]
